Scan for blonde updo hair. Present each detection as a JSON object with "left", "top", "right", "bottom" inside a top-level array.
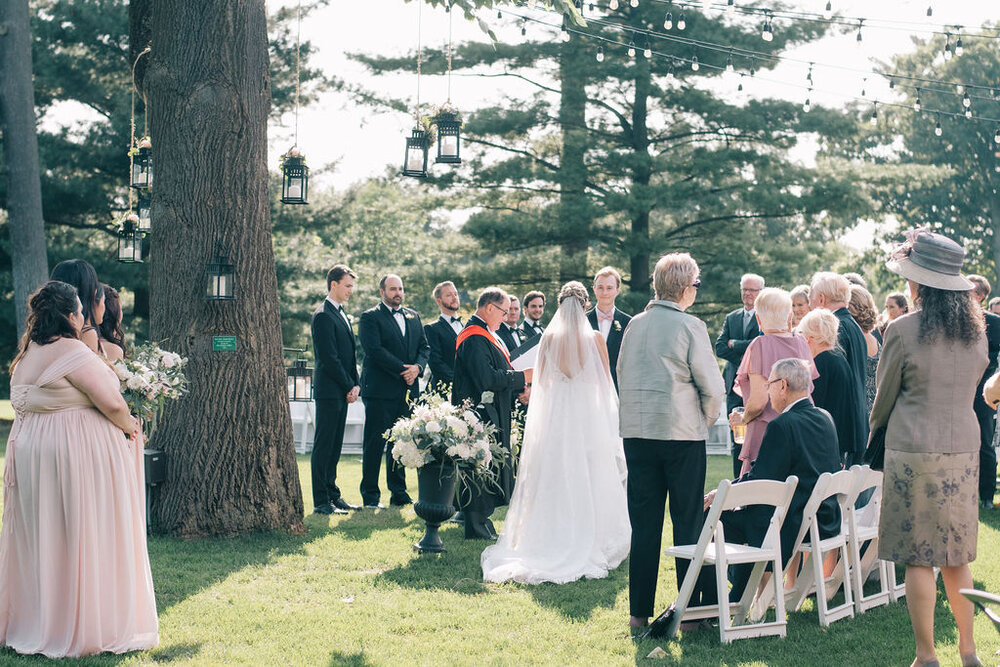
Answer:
[
  {"left": 797, "top": 308, "right": 839, "bottom": 348},
  {"left": 754, "top": 288, "right": 792, "bottom": 330},
  {"left": 558, "top": 281, "right": 588, "bottom": 309},
  {"left": 653, "top": 253, "right": 699, "bottom": 301}
]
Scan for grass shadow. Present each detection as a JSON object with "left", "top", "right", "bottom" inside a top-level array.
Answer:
[
  {"left": 148, "top": 642, "right": 204, "bottom": 663},
  {"left": 324, "top": 506, "right": 410, "bottom": 541},
  {"left": 328, "top": 650, "right": 374, "bottom": 666},
  {"left": 525, "top": 563, "right": 629, "bottom": 621}
]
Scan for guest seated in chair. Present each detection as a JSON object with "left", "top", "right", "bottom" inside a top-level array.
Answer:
[{"left": 703, "top": 357, "right": 842, "bottom": 602}]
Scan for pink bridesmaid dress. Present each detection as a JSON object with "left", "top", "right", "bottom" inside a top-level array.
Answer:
[{"left": 0, "top": 340, "right": 158, "bottom": 657}]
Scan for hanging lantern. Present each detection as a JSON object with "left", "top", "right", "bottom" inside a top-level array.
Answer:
[
  {"left": 280, "top": 148, "right": 309, "bottom": 205},
  {"left": 131, "top": 136, "right": 152, "bottom": 189},
  {"left": 433, "top": 111, "right": 462, "bottom": 165},
  {"left": 205, "top": 246, "right": 235, "bottom": 301},
  {"left": 117, "top": 214, "right": 143, "bottom": 263},
  {"left": 402, "top": 128, "right": 430, "bottom": 178},
  {"left": 287, "top": 358, "right": 313, "bottom": 402},
  {"left": 137, "top": 191, "right": 152, "bottom": 232}
]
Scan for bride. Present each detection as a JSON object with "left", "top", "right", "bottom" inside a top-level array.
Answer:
[{"left": 481, "top": 281, "right": 630, "bottom": 584}]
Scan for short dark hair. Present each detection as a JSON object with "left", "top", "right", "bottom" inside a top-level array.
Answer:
[
  {"left": 523, "top": 290, "right": 545, "bottom": 307},
  {"left": 50, "top": 259, "right": 103, "bottom": 326},
  {"left": 477, "top": 287, "right": 508, "bottom": 308},
  {"left": 968, "top": 274, "right": 991, "bottom": 300},
  {"left": 379, "top": 274, "right": 402, "bottom": 292},
  {"left": 326, "top": 265, "right": 356, "bottom": 290}
]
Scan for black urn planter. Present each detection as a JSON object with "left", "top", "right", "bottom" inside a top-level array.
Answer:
[{"left": 414, "top": 461, "right": 457, "bottom": 554}]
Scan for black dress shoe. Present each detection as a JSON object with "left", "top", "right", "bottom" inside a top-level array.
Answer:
[
  {"left": 312, "top": 503, "right": 334, "bottom": 515},
  {"left": 363, "top": 502, "right": 385, "bottom": 510},
  {"left": 332, "top": 498, "right": 360, "bottom": 511},
  {"left": 389, "top": 494, "right": 413, "bottom": 506}
]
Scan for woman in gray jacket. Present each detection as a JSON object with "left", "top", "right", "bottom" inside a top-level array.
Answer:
[{"left": 617, "top": 252, "right": 725, "bottom": 633}]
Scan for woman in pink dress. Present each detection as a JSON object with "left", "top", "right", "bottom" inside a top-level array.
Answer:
[
  {"left": 729, "top": 288, "right": 818, "bottom": 476},
  {"left": 1, "top": 281, "right": 158, "bottom": 657}
]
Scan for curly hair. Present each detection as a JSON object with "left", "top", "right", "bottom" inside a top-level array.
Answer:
[
  {"left": 99, "top": 284, "right": 127, "bottom": 357},
  {"left": 848, "top": 285, "right": 878, "bottom": 334},
  {"left": 916, "top": 284, "right": 984, "bottom": 346},
  {"left": 557, "top": 281, "right": 588, "bottom": 308},
  {"left": 11, "top": 281, "right": 80, "bottom": 372}
]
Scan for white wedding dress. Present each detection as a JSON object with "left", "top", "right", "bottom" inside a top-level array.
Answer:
[{"left": 481, "top": 297, "right": 630, "bottom": 584}]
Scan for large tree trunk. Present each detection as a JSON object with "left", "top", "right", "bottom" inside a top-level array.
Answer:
[
  {"left": 0, "top": 0, "right": 49, "bottom": 336},
  {"left": 626, "top": 42, "right": 653, "bottom": 312},
  {"left": 143, "top": 0, "right": 303, "bottom": 536},
  {"left": 557, "top": 32, "right": 589, "bottom": 283}
]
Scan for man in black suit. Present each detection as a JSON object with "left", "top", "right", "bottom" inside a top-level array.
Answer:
[
  {"left": 452, "top": 287, "right": 531, "bottom": 539},
  {"left": 969, "top": 275, "right": 1000, "bottom": 508},
  {"left": 424, "top": 280, "right": 463, "bottom": 395},
  {"left": 587, "top": 266, "right": 631, "bottom": 391},
  {"left": 518, "top": 290, "right": 546, "bottom": 341},
  {"left": 358, "top": 274, "right": 430, "bottom": 508},
  {"left": 702, "top": 357, "right": 842, "bottom": 601},
  {"left": 496, "top": 296, "right": 523, "bottom": 353},
  {"left": 310, "top": 265, "right": 362, "bottom": 515},
  {"left": 715, "top": 273, "right": 764, "bottom": 477},
  {"left": 810, "top": 271, "right": 868, "bottom": 466}
]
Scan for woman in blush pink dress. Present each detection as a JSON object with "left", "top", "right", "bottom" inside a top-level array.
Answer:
[
  {"left": 0, "top": 281, "right": 158, "bottom": 657},
  {"left": 729, "top": 288, "right": 818, "bottom": 477}
]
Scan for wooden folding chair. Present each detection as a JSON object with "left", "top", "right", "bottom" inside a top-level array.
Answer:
[
  {"left": 844, "top": 465, "right": 903, "bottom": 612},
  {"left": 783, "top": 469, "right": 857, "bottom": 627},
  {"left": 661, "top": 476, "right": 799, "bottom": 644}
]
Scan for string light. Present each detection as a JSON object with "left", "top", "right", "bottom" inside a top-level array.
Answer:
[
  {"left": 807, "top": 63, "right": 814, "bottom": 85},
  {"left": 926, "top": 4, "right": 932, "bottom": 17},
  {"left": 609, "top": 0, "right": 619, "bottom": 10},
  {"left": 963, "top": 92, "right": 972, "bottom": 107},
  {"left": 561, "top": 13, "right": 571, "bottom": 41},
  {"left": 861, "top": 77, "right": 867, "bottom": 98},
  {"left": 994, "top": 126, "right": 1000, "bottom": 143},
  {"left": 955, "top": 35, "right": 964, "bottom": 56},
  {"left": 726, "top": 0, "right": 735, "bottom": 16},
  {"left": 677, "top": 13, "right": 686, "bottom": 30},
  {"left": 935, "top": 117, "right": 943, "bottom": 136},
  {"left": 956, "top": 84, "right": 964, "bottom": 95},
  {"left": 965, "top": 105, "right": 973, "bottom": 119},
  {"left": 869, "top": 103, "right": 878, "bottom": 126},
  {"left": 630, "top": 0, "right": 639, "bottom": 7},
  {"left": 643, "top": 35, "right": 653, "bottom": 58},
  {"left": 749, "top": 55, "right": 756, "bottom": 77},
  {"left": 738, "top": 75, "right": 744, "bottom": 92},
  {"left": 596, "top": 45, "right": 605, "bottom": 61},
  {"left": 913, "top": 89, "right": 921, "bottom": 112},
  {"left": 691, "top": 53, "right": 700, "bottom": 70},
  {"left": 943, "top": 34, "right": 953, "bottom": 59},
  {"left": 762, "top": 15, "right": 774, "bottom": 42},
  {"left": 856, "top": 19, "right": 863, "bottom": 45},
  {"left": 803, "top": 96, "right": 812, "bottom": 112},
  {"left": 726, "top": 49, "right": 735, "bottom": 72},
  {"left": 627, "top": 38, "right": 636, "bottom": 58},
  {"left": 663, "top": 11, "right": 673, "bottom": 30}
]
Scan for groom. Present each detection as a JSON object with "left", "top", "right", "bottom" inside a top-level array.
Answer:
[{"left": 452, "top": 287, "right": 532, "bottom": 540}]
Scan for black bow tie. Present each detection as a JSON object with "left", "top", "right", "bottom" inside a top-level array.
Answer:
[
  {"left": 390, "top": 308, "right": 401, "bottom": 315},
  {"left": 451, "top": 316, "right": 462, "bottom": 324}
]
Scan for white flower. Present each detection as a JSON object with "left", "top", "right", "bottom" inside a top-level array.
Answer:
[
  {"left": 480, "top": 391, "right": 494, "bottom": 405},
  {"left": 161, "top": 354, "right": 175, "bottom": 369},
  {"left": 425, "top": 421, "right": 442, "bottom": 434},
  {"left": 445, "top": 417, "right": 468, "bottom": 437}
]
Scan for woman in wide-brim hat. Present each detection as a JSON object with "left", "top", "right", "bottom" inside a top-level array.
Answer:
[{"left": 870, "top": 228, "right": 986, "bottom": 667}]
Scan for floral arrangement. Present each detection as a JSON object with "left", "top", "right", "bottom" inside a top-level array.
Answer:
[
  {"left": 113, "top": 342, "right": 189, "bottom": 440},
  {"left": 386, "top": 393, "right": 505, "bottom": 491}
]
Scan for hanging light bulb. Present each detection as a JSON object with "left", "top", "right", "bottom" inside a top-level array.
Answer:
[
  {"left": 955, "top": 36, "right": 963, "bottom": 56},
  {"left": 609, "top": 0, "right": 619, "bottom": 10},
  {"left": 691, "top": 55, "right": 700, "bottom": 71},
  {"left": 630, "top": 0, "right": 639, "bottom": 7},
  {"left": 888, "top": 78, "right": 896, "bottom": 89},
  {"left": 561, "top": 13, "right": 571, "bottom": 42},
  {"left": 935, "top": 119, "right": 943, "bottom": 136},
  {"left": 596, "top": 45, "right": 605, "bottom": 62},
  {"left": 677, "top": 13, "right": 687, "bottom": 30},
  {"left": 521, "top": 21, "right": 527, "bottom": 36},
  {"left": 963, "top": 92, "right": 971, "bottom": 108},
  {"left": 726, "top": 0, "right": 735, "bottom": 15},
  {"left": 762, "top": 17, "right": 773, "bottom": 42},
  {"left": 956, "top": 84, "right": 964, "bottom": 95},
  {"left": 913, "top": 89, "right": 922, "bottom": 112},
  {"left": 994, "top": 126, "right": 1000, "bottom": 143},
  {"left": 824, "top": 1, "right": 832, "bottom": 19},
  {"left": 869, "top": 104, "right": 878, "bottom": 126},
  {"left": 861, "top": 77, "right": 868, "bottom": 98},
  {"left": 943, "top": 35, "right": 953, "bottom": 59},
  {"left": 926, "top": 4, "right": 932, "bottom": 17},
  {"left": 965, "top": 106, "right": 973, "bottom": 119},
  {"left": 856, "top": 20, "right": 863, "bottom": 45},
  {"left": 749, "top": 56, "right": 756, "bottom": 77},
  {"left": 627, "top": 40, "right": 636, "bottom": 58},
  {"left": 663, "top": 12, "right": 673, "bottom": 29},
  {"left": 643, "top": 37, "right": 652, "bottom": 58},
  {"left": 726, "top": 51, "right": 735, "bottom": 72},
  {"left": 737, "top": 78, "right": 744, "bottom": 92},
  {"left": 497, "top": 8, "right": 502, "bottom": 18},
  {"left": 803, "top": 97, "right": 811, "bottom": 112}
]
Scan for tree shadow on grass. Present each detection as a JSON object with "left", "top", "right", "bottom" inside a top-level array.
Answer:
[
  {"left": 321, "top": 506, "right": 410, "bottom": 542},
  {"left": 525, "top": 563, "right": 629, "bottom": 621},
  {"left": 0, "top": 643, "right": 205, "bottom": 666},
  {"left": 328, "top": 650, "right": 374, "bottom": 666}
]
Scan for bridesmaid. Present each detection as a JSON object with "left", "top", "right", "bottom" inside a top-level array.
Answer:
[
  {"left": 99, "top": 284, "right": 127, "bottom": 362},
  {"left": 49, "top": 259, "right": 105, "bottom": 354}
]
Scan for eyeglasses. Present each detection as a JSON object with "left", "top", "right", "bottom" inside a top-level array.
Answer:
[
  {"left": 691, "top": 279, "right": 701, "bottom": 289},
  {"left": 766, "top": 378, "right": 785, "bottom": 387},
  {"left": 491, "top": 303, "right": 509, "bottom": 317}
]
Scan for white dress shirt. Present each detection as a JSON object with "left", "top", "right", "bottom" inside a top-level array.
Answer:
[
  {"left": 326, "top": 297, "right": 351, "bottom": 327},
  {"left": 384, "top": 303, "right": 406, "bottom": 336},
  {"left": 441, "top": 312, "right": 463, "bottom": 335},
  {"left": 595, "top": 306, "right": 615, "bottom": 340}
]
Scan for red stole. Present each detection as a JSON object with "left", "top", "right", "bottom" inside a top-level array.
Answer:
[{"left": 456, "top": 325, "right": 511, "bottom": 367}]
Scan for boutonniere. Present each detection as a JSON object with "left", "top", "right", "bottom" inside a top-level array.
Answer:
[
  {"left": 480, "top": 391, "right": 494, "bottom": 405},
  {"left": 613, "top": 320, "right": 622, "bottom": 332},
  {"left": 404, "top": 312, "right": 415, "bottom": 320}
]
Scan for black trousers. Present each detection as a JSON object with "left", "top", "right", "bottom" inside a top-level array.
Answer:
[
  {"left": 624, "top": 438, "right": 712, "bottom": 618},
  {"left": 975, "top": 400, "right": 997, "bottom": 504},
  {"left": 359, "top": 397, "right": 409, "bottom": 504},
  {"left": 727, "top": 392, "right": 744, "bottom": 479},
  {"left": 311, "top": 398, "right": 348, "bottom": 507}
]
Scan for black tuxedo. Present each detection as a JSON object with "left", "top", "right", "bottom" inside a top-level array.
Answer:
[
  {"left": 587, "top": 306, "right": 631, "bottom": 391},
  {"left": 975, "top": 311, "right": 1000, "bottom": 503},
  {"left": 496, "top": 322, "right": 522, "bottom": 354},
  {"left": 711, "top": 400, "right": 842, "bottom": 601},
  {"left": 715, "top": 308, "right": 761, "bottom": 476},
  {"left": 517, "top": 318, "right": 544, "bottom": 341},
  {"left": 424, "top": 314, "right": 461, "bottom": 394},
  {"left": 833, "top": 306, "right": 869, "bottom": 463},
  {"left": 357, "top": 302, "right": 430, "bottom": 504},
  {"left": 310, "top": 300, "right": 360, "bottom": 507},
  {"left": 451, "top": 315, "right": 526, "bottom": 538}
]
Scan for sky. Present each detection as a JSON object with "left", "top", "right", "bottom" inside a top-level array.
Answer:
[{"left": 265, "top": 0, "right": 1000, "bottom": 210}]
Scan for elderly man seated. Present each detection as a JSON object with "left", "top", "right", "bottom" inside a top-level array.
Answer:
[{"left": 702, "top": 357, "right": 843, "bottom": 603}]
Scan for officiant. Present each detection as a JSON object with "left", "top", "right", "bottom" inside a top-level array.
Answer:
[{"left": 452, "top": 287, "right": 532, "bottom": 540}]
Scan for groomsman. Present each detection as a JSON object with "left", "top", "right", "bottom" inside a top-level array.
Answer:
[
  {"left": 715, "top": 273, "right": 763, "bottom": 478},
  {"left": 587, "top": 266, "right": 631, "bottom": 391},
  {"left": 496, "top": 295, "right": 523, "bottom": 353},
  {"left": 424, "top": 280, "right": 463, "bottom": 394},
  {"left": 358, "top": 274, "right": 430, "bottom": 508},
  {"left": 452, "top": 288, "right": 531, "bottom": 539},
  {"left": 310, "top": 265, "right": 361, "bottom": 515},
  {"left": 518, "top": 291, "right": 546, "bottom": 340}
]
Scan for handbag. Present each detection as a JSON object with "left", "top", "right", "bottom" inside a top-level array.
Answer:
[{"left": 863, "top": 425, "right": 886, "bottom": 471}]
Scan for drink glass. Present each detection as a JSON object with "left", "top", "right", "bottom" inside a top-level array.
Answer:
[{"left": 731, "top": 407, "right": 746, "bottom": 445}]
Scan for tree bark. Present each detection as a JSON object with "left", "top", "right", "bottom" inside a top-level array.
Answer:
[
  {"left": 557, "top": 33, "right": 589, "bottom": 283},
  {"left": 144, "top": 0, "right": 303, "bottom": 536},
  {"left": 0, "top": 0, "right": 50, "bottom": 336},
  {"left": 626, "top": 41, "right": 653, "bottom": 312}
]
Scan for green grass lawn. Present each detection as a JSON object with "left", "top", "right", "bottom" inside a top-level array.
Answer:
[{"left": 0, "top": 426, "right": 998, "bottom": 665}]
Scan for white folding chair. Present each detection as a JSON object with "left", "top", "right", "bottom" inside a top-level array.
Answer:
[
  {"left": 844, "top": 465, "right": 902, "bottom": 612},
  {"left": 783, "top": 469, "right": 856, "bottom": 627},
  {"left": 663, "top": 476, "right": 799, "bottom": 644}
]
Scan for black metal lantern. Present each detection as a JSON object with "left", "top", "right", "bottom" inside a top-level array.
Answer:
[
  {"left": 402, "top": 128, "right": 430, "bottom": 178},
  {"left": 137, "top": 191, "right": 152, "bottom": 232},
  {"left": 131, "top": 138, "right": 152, "bottom": 189},
  {"left": 281, "top": 149, "right": 309, "bottom": 205},
  {"left": 205, "top": 247, "right": 235, "bottom": 300},
  {"left": 433, "top": 112, "right": 461, "bottom": 165},
  {"left": 287, "top": 358, "right": 313, "bottom": 402},
  {"left": 117, "top": 215, "right": 143, "bottom": 263}
]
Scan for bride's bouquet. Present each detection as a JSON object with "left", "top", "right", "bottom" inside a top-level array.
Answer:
[
  {"left": 113, "top": 342, "right": 189, "bottom": 440},
  {"left": 386, "top": 393, "right": 504, "bottom": 488}
]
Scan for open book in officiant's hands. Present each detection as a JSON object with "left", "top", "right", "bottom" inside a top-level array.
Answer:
[{"left": 510, "top": 333, "right": 540, "bottom": 372}]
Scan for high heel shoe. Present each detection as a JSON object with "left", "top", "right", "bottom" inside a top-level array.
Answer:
[{"left": 960, "top": 654, "right": 983, "bottom": 667}]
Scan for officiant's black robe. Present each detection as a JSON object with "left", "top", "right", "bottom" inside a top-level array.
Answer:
[{"left": 452, "top": 315, "right": 526, "bottom": 515}]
